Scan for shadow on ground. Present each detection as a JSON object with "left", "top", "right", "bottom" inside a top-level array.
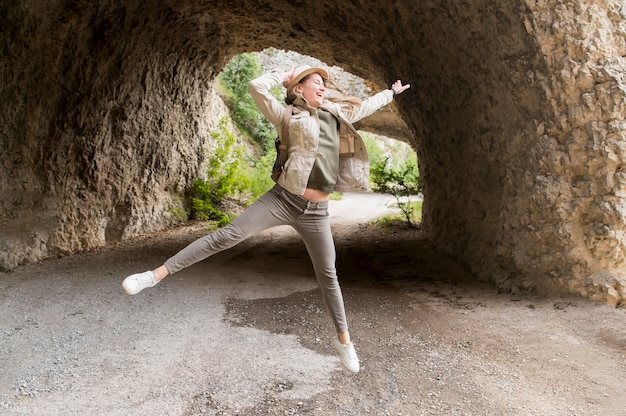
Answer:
[{"left": 1, "top": 208, "right": 625, "bottom": 415}]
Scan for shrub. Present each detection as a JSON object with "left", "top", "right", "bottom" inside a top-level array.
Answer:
[
  {"left": 371, "top": 157, "right": 420, "bottom": 227},
  {"left": 366, "top": 134, "right": 421, "bottom": 227},
  {"left": 188, "top": 117, "right": 250, "bottom": 225},
  {"left": 244, "top": 151, "right": 275, "bottom": 199}
]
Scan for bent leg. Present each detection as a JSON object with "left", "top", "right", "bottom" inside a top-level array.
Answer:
[{"left": 165, "top": 188, "right": 293, "bottom": 274}]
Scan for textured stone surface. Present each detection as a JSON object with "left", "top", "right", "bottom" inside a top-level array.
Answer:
[{"left": 1, "top": 0, "right": 625, "bottom": 305}]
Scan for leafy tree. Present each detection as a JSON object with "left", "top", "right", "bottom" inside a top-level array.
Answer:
[
  {"left": 219, "top": 53, "right": 279, "bottom": 152},
  {"left": 217, "top": 53, "right": 284, "bottom": 200},
  {"left": 370, "top": 152, "right": 421, "bottom": 228}
]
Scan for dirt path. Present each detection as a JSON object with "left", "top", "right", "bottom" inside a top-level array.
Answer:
[{"left": 1, "top": 194, "right": 625, "bottom": 415}]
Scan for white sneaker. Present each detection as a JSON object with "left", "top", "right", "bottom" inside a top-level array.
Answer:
[
  {"left": 333, "top": 338, "right": 360, "bottom": 373},
  {"left": 122, "top": 271, "right": 157, "bottom": 295}
]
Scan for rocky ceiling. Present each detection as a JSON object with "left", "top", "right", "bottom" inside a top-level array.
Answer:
[{"left": 1, "top": 0, "right": 625, "bottom": 306}]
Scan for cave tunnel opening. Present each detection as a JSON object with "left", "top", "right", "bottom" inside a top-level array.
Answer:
[
  {"left": 210, "top": 48, "right": 421, "bottom": 226},
  {"left": 2, "top": 0, "right": 626, "bottom": 305}
]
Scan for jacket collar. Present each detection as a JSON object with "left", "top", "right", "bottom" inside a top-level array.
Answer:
[
  {"left": 293, "top": 96, "right": 346, "bottom": 123},
  {"left": 293, "top": 94, "right": 318, "bottom": 112}
]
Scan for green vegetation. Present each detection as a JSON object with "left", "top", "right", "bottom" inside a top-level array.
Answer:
[
  {"left": 330, "top": 192, "right": 343, "bottom": 201},
  {"left": 218, "top": 53, "right": 281, "bottom": 199},
  {"left": 374, "top": 200, "right": 423, "bottom": 229},
  {"left": 188, "top": 117, "right": 249, "bottom": 226},
  {"left": 364, "top": 133, "right": 421, "bottom": 227},
  {"left": 188, "top": 54, "right": 278, "bottom": 225},
  {"left": 189, "top": 53, "right": 421, "bottom": 230},
  {"left": 167, "top": 197, "right": 188, "bottom": 223},
  {"left": 218, "top": 53, "right": 281, "bottom": 153}
]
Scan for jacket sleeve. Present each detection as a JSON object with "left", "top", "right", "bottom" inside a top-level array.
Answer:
[
  {"left": 341, "top": 89, "right": 394, "bottom": 124},
  {"left": 248, "top": 71, "right": 285, "bottom": 129}
]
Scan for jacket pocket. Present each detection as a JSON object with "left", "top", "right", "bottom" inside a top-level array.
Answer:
[
  {"left": 335, "top": 155, "right": 370, "bottom": 192},
  {"left": 338, "top": 131, "right": 355, "bottom": 154},
  {"left": 278, "top": 150, "right": 317, "bottom": 194}
]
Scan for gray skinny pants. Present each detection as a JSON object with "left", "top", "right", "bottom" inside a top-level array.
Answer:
[{"left": 164, "top": 184, "right": 349, "bottom": 333}]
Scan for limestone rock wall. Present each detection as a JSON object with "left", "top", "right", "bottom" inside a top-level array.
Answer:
[
  {"left": 512, "top": 0, "right": 626, "bottom": 303},
  {"left": 1, "top": 0, "right": 625, "bottom": 306},
  {"left": 0, "top": 1, "right": 225, "bottom": 268},
  {"left": 416, "top": 0, "right": 626, "bottom": 305}
]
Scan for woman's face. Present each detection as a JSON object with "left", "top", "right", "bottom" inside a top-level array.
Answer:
[{"left": 296, "top": 73, "right": 326, "bottom": 107}]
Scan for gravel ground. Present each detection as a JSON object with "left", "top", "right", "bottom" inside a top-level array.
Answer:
[{"left": 1, "top": 193, "right": 625, "bottom": 415}]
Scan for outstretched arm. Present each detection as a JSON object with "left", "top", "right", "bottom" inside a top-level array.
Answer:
[
  {"left": 390, "top": 80, "right": 411, "bottom": 96},
  {"left": 343, "top": 79, "right": 411, "bottom": 123}
]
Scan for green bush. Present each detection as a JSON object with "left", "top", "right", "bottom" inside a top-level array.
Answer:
[
  {"left": 374, "top": 200, "right": 423, "bottom": 229},
  {"left": 364, "top": 133, "right": 421, "bottom": 227},
  {"left": 243, "top": 151, "right": 275, "bottom": 200},
  {"left": 371, "top": 156, "right": 420, "bottom": 227},
  {"left": 188, "top": 117, "right": 250, "bottom": 226}
]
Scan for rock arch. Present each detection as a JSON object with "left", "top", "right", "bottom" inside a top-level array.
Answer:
[{"left": 1, "top": 0, "right": 625, "bottom": 305}]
